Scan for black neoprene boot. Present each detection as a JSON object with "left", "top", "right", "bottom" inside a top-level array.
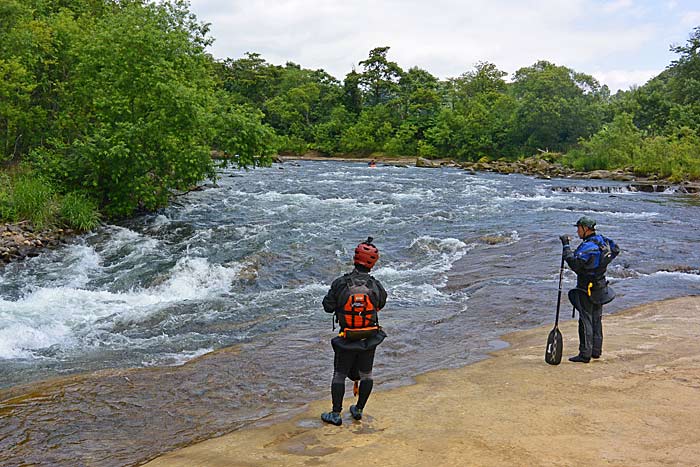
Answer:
[
  {"left": 349, "top": 405, "right": 363, "bottom": 420},
  {"left": 568, "top": 355, "right": 590, "bottom": 363},
  {"left": 321, "top": 411, "right": 342, "bottom": 426}
]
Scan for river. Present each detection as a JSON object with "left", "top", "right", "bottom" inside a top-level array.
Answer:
[{"left": 1, "top": 160, "right": 698, "bottom": 466}]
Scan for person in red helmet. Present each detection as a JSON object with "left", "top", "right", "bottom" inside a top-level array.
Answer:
[{"left": 320, "top": 237, "right": 388, "bottom": 426}]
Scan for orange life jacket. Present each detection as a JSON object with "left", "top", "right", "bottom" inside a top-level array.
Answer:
[{"left": 336, "top": 276, "right": 380, "bottom": 340}]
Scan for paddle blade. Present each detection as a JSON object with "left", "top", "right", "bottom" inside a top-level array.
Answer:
[{"left": 545, "top": 327, "right": 563, "bottom": 365}]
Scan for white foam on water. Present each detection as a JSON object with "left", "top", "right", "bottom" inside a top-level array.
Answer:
[
  {"left": 408, "top": 236, "right": 471, "bottom": 262},
  {"left": 254, "top": 191, "right": 326, "bottom": 205},
  {"left": 494, "top": 193, "right": 559, "bottom": 203},
  {"left": 589, "top": 210, "right": 659, "bottom": 219},
  {"left": 461, "top": 185, "right": 500, "bottom": 196},
  {"left": 92, "top": 225, "right": 162, "bottom": 270},
  {"left": 650, "top": 271, "right": 700, "bottom": 281},
  {"left": 483, "top": 230, "right": 520, "bottom": 246},
  {"left": 554, "top": 186, "right": 637, "bottom": 194},
  {"left": 152, "top": 257, "right": 242, "bottom": 301},
  {"left": 49, "top": 243, "right": 103, "bottom": 289},
  {"left": 388, "top": 283, "right": 447, "bottom": 305},
  {"left": 373, "top": 236, "right": 473, "bottom": 297},
  {"left": 251, "top": 281, "right": 330, "bottom": 304},
  {"left": 389, "top": 188, "right": 435, "bottom": 201},
  {"left": 535, "top": 206, "right": 660, "bottom": 220},
  {"left": 106, "top": 224, "right": 160, "bottom": 249},
  {"left": 141, "top": 347, "right": 214, "bottom": 367},
  {"left": 152, "top": 214, "right": 171, "bottom": 228},
  {"left": 0, "top": 256, "right": 243, "bottom": 360},
  {"left": 0, "top": 318, "right": 71, "bottom": 359}
]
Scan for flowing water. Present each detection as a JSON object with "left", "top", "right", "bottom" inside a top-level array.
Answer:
[{"left": 1, "top": 161, "right": 698, "bottom": 466}]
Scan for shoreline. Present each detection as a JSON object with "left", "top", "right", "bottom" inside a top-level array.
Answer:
[
  {"left": 279, "top": 154, "right": 700, "bottom": 194},
  {"left": 2, "top": 156, "right": 697, "bottom": 268},
  {"left": 278, "top": 154, "right": 422, "bottom": 166},
  {"left": 144, "top": 295, "right": 700, "bottom": 467}
]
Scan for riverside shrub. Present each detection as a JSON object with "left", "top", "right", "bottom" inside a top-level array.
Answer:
[
  {"left": 634, "top": 128, "right": 700, "bottom": 181},
  {"left": 59, "top": 192, "right": 100, "bottom": 231}
]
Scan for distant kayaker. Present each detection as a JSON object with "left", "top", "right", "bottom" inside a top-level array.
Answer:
[
  {"left": 320, "top": 237, "right": 387, "bottom": 425},
  {"left": 368, "top": 160, "right": 377, "bottom": 168},
  {"left": 560, "top": 216, "right": 620, "bottom": 363}
]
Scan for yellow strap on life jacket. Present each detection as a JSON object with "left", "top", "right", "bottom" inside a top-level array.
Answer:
[{"left": 587, "top": 282, "right": 593, "bottom": 296}]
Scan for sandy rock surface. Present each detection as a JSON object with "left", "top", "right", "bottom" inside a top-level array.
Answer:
[{"left": 144, "top": 296, "right": 700, "bottom": 467}]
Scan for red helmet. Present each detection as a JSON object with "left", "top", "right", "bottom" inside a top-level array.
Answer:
[{"left": 354, "top": 237, "right": 379, "bottom": 269}]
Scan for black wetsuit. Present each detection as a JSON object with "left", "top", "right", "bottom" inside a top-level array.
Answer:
[{"left": 322, "top": 267, "right": 387, "bottom": 413}]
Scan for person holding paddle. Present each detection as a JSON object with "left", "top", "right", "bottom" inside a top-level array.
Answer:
[
  {"left": 320, "top": 237, "right": 387, "bottom": 425},
  {"left": 560, "top": 216, "right": 620, "bottom": 363}
]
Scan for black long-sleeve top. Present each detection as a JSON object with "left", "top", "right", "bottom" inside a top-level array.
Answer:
[{"left": 322, "top": 269, "right": 387, "bottom": 313}]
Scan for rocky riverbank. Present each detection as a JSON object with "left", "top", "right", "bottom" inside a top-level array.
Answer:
[
  {"left": 280, "top": 153, "right": 700, "bottom": 193},
  {"left": 3, "top": 154, "right": 696, "bottom": 268},
  {"left": 415, "top": 156, "right": 700, "bottom": 193},
  {"left": 0, "top": 222, "right": 75, "bottom": 266}
]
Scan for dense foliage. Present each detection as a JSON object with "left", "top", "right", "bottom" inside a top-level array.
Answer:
[
  {"left": 0, "top": 0, "right": 276, "bottom": 224},
  {"left": 1, "top": 0, "right": 699, "bottom": 230},
  {"left": 214, "top": 29, "right": 700, "bottom": 180}
]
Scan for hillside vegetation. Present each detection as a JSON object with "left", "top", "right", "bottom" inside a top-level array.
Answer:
[{"left": 1, "top": 0, "right": 698, "bottom": 229}]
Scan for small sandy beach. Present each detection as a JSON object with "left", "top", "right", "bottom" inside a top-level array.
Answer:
[{"left": 144, "top": 295, "right": 700, "bottom": 467}]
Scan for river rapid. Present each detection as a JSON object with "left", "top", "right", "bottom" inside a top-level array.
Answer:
[{"left": 1, "top": 160, "right": 699, "bottom": 466}]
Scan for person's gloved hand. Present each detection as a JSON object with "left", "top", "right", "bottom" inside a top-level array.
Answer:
[{"left": 559, "top": 234, "right": 570, "bottom": 246}]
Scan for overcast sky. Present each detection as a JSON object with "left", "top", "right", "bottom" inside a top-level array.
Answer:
[{"left": 188, "top": 0, "right": 700, "bottom": 92}]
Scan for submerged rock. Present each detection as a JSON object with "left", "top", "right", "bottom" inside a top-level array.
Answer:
[{"left": 416, "top": 157, "right": 439, "bottom": 168}]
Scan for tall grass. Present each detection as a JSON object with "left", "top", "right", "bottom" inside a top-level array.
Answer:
[
  {"left": 59, "top": 192, "right": 101, "bottom": 230},
  {"left": 0, "top": 165, "right": 101, "bottom": 231},
  {"left": 0, "top": 172, "right": 14, "bottom": 221},
  {"left": 11, "top": 174, "right": 56, "bottom": 228}
]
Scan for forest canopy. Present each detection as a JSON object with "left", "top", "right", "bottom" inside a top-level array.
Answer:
[{"left": 1, "top": 0, "right": 699, "bottom": 225}]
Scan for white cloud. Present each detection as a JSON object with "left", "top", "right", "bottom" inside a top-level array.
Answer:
[
  {"left": 602, "top": 0, "right": 633, "bottom": 14},
  {"left": 591, "top": 69, "right": 661, "bottom": 92},
  {"left": 681, "top": 11, "right": 700, "bottom": 26},
  {"left": 189, "top": 0, "right": 693, "bottom": 91}
]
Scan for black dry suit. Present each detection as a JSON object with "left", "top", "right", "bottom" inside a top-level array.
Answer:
[
  {"left": 322, "top": 268, "right": 387, "bottom": 414},
  {"left": 563, "top": 233, "right": 620, "bottom": 359}
]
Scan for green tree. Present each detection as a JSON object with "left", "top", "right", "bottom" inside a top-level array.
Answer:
[
  {"left": 611, "top": 77, "right": 672, "bottom": 134},
  {"left": 343, "top": 69, "right": 362, "bottom": 114},
  {"left": 32, "top": 0, "right": 219, "bottom": 216},
  {"left": 382, "top": 67, "right": 441, "bottom": 156},
  {"left": 564, "top": 113, "right": 642, "bottom": 171},
  {"left": 358, "top": 46, "right": 403, "bottom": 106},
  {"left": 0, "top": 58, "right": 35, "bottom": 160},
  {"left": 215, "top": 52, "right": 281, "bottom": 106},
  {"left": 429, "top": 62, "right": 514, "bottom": 160},
  {"left": 668, "top": 26, "right": 700, "bottom": 106},
  {"left": 260, "top": 63, "right": 343, "bottom": 153},
  {"left": 312, "top": 105, "right": 355, "bottom": 154},
  {"left": 210, "top": 94, "right": 278, "bottom": 166},
  {"left": 447, "top": 61, "right": 507, "bottom": 105},
  {"left": 636, "top": 127, "right": 700, "bottom": 180},
  {"left": 340, "top": 105, "right": 395, "bottom": 154},
  {"left": 265, "top": 82, "right": 321, "bottom": 141},
  {"left": 398, "top": 67, "right": 440, "bottom": 122},
  {"left": 509, "top": 60, "right": 607, "bottom": 153}
]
